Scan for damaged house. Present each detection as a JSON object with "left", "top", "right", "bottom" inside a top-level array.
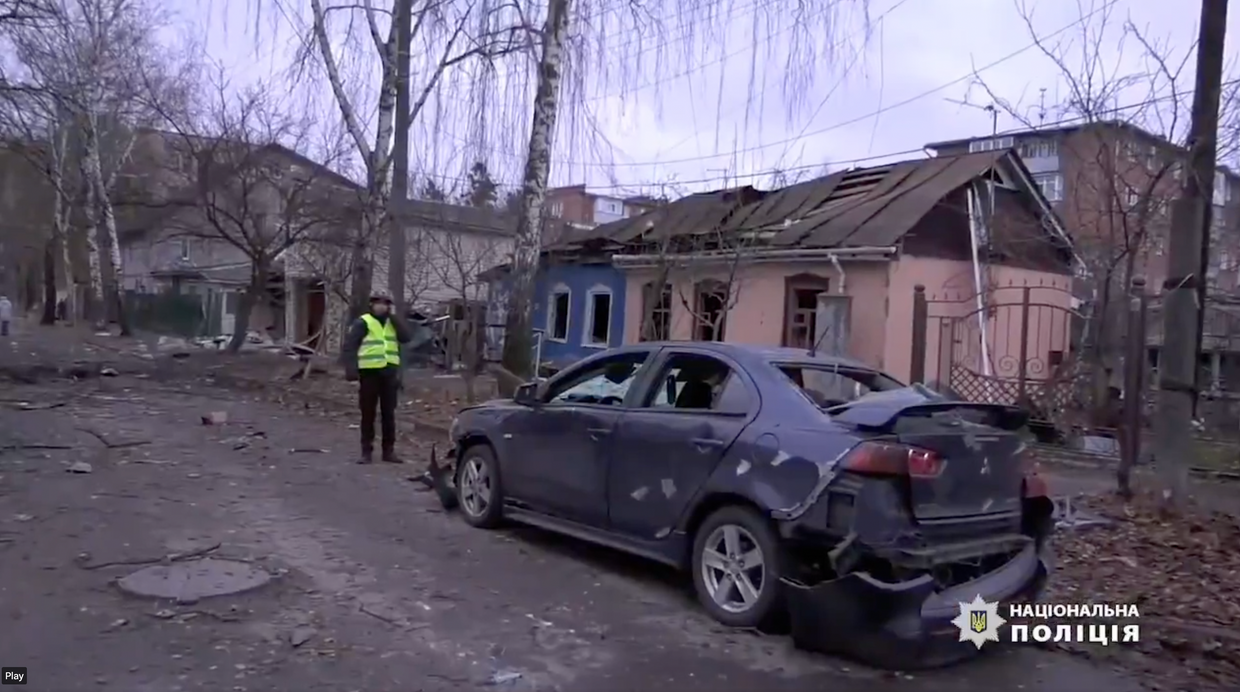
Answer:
[{"left": 595, "top": 151, "right": 1076, "bottom": 390}]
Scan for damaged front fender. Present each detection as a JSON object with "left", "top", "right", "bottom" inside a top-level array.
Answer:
[{"left": 416, "top": 444, "right": 459, "bottom": 511}]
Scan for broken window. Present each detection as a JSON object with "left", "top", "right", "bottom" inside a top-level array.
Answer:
[
  {"left": 584, "top": 288, "right": 611, "bottom": 346},
  {"left": 776, "top": 363, "right": 903, "bottom": 409},
  {"left": 644, "top": 353, "right": 747, "bottom": 413},
  {"left": 547, "top": 287, "right": 570, "bottom": 341},
  {"left": 547, "top": 351, "right": 650, "bottom": 405},
  {"left": 783, "top": 274, "right": 830, "bottom": 349},
  {"left": 640, "top": 281, "right": 671, "bottom": 341},
  {"left": 694, "top": 280, "right": 729, "bottom": 342}
]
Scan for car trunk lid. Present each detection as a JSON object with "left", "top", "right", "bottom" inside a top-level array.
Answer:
[{"left": 830, "top": 395, "right": 1028, "bottom": 520}]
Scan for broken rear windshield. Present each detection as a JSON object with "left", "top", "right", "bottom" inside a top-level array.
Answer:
[{"left": 774, "top": 363, "right": 904, "bottom": 409}]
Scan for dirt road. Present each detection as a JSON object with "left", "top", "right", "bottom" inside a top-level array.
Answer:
[{"left": 0, "top": 359, "right": 1155, "bottom": 692}]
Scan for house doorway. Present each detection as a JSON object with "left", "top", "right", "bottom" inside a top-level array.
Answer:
[{"left": 306, "top": 280, "right": 326, "bottom": 348}]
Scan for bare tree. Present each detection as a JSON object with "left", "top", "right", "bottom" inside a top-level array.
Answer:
[
  {"left": 0, "top": 89, "right": 73, "bottom": 323},
  {"left": 974, "top": 0, "right": 1240, "bottom": 496},
  {"left": 148, "top": 79, "right": 356, "bottom": 352},
  {"left": 239, "top": 0, "right": 527, "bottom": 320},
  {"left": 1, "top": 0, "right": 188, "bottom": 332}
]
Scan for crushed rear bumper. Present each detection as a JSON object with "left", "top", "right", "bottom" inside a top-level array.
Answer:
[{"left": 783, "top": 542, "right": 1050, "bottom": 669}]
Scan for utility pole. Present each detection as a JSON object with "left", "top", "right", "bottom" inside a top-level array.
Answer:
[
  {"left": 1153, "top": 0, "right": 1229, "bottom": 509},
  {"left": 387, "top": 0, "right": 413, "bottom": 317}
]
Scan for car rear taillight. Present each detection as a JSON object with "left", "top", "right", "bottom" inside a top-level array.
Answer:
[{"left": 840, "top": 441, "right": 945, "bottom": 478}]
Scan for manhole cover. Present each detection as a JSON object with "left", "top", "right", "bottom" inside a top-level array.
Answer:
[{"left": 116, "top": 558, "right": 274, "bottom": 600}]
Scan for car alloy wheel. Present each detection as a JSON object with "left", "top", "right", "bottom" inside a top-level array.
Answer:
[
  {"left": 700, "top": 524, "right": 767, "bottom": 614},
  {"left": 458, "top": 456, "right": 493, "bottom": 519}
]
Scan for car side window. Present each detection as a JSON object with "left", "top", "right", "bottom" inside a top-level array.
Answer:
[
  {"left": 642, "top": 353, "right": 749, "bottom": 414},
  {"left": 545, "top": 352, "right": 649, "bottom": 406}
]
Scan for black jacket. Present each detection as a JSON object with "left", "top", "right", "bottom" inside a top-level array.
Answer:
[{"left": 341, "top": 311, "right": 413, "bottom": 377}]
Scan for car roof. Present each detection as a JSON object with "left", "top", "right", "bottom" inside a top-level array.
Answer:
[{"left": 625, "top": 341, "right": 876, "bottom": 371}]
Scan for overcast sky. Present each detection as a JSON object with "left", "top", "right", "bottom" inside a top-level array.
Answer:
[{"left": 190, "top": 0, "right": 1240, "bottom": 199}]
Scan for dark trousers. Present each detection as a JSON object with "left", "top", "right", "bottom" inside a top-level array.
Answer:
[
  {"left": 358, "top": 368, "right": 399, "bottom": 453},
  {"left": 0, "top": 320, "right": 8, "bottom": 336}
]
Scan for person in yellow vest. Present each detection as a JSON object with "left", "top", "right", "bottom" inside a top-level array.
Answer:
[{"left": 341, "top": 290, "right": 412, "bottom": 464}]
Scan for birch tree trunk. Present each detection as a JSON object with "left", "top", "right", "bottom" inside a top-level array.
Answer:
[
  {"left": 499, "top": 0, "right": 571, "bottom": 384},
  {"left": 80, "top": 155, "right": 104, "bottom": 327},
  {"left": 43, "top": 134, "right": 70, "bottom": 326},
  {"left": 309, "top": 0, "right": 397, "bottom": 318},
  {"left": 82, "top": 116, "right": 131, "bottom": 335}
]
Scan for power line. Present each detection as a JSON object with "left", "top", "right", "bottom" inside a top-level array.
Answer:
[
  {"left": 589, "top": 0, "right": 1127, "bottom": 168},
  {"left": 439, "top": 0, "right": 1125, "bottom": 170},
  {"left": 415, "top": 78, "right": 1240, "bottom": 194}
]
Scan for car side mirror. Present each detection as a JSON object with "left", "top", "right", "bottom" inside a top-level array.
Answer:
[{"left": 513, "top": 381, "right": 541, "bottom": 406}]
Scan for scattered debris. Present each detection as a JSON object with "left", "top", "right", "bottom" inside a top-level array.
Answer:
[
  {"left": 66, "top": 461, "right": 93, "bottom": 474},
  {"left": 101, "top": 618, "right": 128, "bottom": 633},
  {"left": 289, "top": 627, "right": 317, "bottom": 648},
  {"left": 5, "top": 400, "right": 68, "bottom": 411},
  {"left": 1048, "top": 491, "right": 1240, "bottom": 691},
  {"left": 201, "top": 411, "right": 228, "bottom": 425},
  {"left": 100, "top": 367, "right": 119, "bottom": 377},
  {"left": 78, "top": 428, "right": 151, "bottom": 450},
  {"left": 0, "top": 442, "right": 73, "bottom": 452},
  {"left": 13, "top": 513, "right": 34, "bottom": 522},
  {"left": 77, "top": 541, "right": 222, "bottom": 570},
  {"left": 1052, "top": 495, "right": 1113, "bottom": 530},
  {"left": 486, "top": 671, "right": 523, "bottom": 685},
  {"left": 289, "top": 448, "right": 328, "bottom": 454}
]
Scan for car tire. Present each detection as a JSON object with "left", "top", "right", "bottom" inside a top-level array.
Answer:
[
  {"left": 455, "top": 444, "right": 504, "bottom": 529},
  {"left": 691, "top": 505, "right": 784, "bottom": 629}
]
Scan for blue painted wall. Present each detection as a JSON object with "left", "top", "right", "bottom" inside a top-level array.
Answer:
[
  {"left": 531, "top": 262, "right": 627, "bottom": 367},
  {"left": 483, "top": 257, "right": 629, "bottom": 370}
]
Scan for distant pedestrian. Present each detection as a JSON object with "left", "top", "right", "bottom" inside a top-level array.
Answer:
[
  {"left": 0, "top": 294, "right": 12, "bottom": 336},
  {"left": 341, "top": 290, "right": 412, "bottom": 464}
]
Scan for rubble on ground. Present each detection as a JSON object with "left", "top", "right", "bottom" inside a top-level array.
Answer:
[{"left": 1047, "top": 491, "right": 1240, "bottom": 690}]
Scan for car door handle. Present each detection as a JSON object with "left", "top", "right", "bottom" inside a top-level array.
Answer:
[
  {"left": 691, "top": 438, "right": 724, "bottom": 452},
  {"left": 588, "top": 427, "right": 612, "bottom": 441}
]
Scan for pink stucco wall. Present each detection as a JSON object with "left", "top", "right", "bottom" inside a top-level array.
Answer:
[
  {"left": 621, "top": 260, "right": 891, "bottom": 367},
  {"left": 622, "top": 256, "right": 1075, "bottom": 386}
]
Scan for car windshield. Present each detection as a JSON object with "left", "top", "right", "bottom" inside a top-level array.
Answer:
[{"left": 774, "top": 363, "right": 905, "bottom": 409}]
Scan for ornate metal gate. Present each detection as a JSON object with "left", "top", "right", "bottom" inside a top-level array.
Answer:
[{"left": 910, "top": 283, "right": 1088, "bottom": 422}]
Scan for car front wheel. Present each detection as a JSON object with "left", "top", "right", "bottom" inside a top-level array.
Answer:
[
  {"left": 691, "top": 505, "right": 784, "bottom": 628},
  {"left": 456, "top": 444, "right": 504, "bottom": 529}
]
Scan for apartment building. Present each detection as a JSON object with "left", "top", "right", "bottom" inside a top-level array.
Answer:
[
  {"left": 926, "top": 121, "right": 1240, "bottom": 293},
  {"left": 545, "top": 185, "right": 662, "bottom": 227}
]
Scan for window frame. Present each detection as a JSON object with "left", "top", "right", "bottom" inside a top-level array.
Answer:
[
  {"left": 693, "top": 279, "right": 730, "bottom": 342},
  {"left": 541, "top": 349, "right": 654, "bottom": 407},
  {"left": 546, "top": 284, "right": 571, "bottom": 342},
  {"left": 772, "top": 361, "right": 904, "bottom": 410},
  {"left": 178, "top": 238, "right": 191, "bottom": 261},
  {"left": 582, "top": 285, "right": 612, "bottom": 348},
  {"left": 1033, "top": 172, "right": 1063, "bottom": 202},
  {"left": 635, "top": 349, "right": 757, "bottom": 418},
  {"left": 640, "top": 281, "right": 671, "bottom": 341}
]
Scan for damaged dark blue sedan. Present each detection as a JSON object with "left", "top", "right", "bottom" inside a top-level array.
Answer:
[{"left": 427, "top": 342, "right": 1055, "bottom": 668}]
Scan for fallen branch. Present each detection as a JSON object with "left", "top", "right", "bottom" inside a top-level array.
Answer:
[
  {"left": 77, "top": 428, "right": 152, "bottom": 450},
  {"left": 0, "top": 443, "right": 74, "bottom": 451},
  {"left": 2, "top": 400, "right": 68, "bottom": 411},
  {"left": 77, "top": 542, "right": 222, "bottom": 570}
]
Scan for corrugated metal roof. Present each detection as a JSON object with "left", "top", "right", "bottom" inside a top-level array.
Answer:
[
  {"left": 563, "top": 186, "right": 760, "bottom": 246},
  {"left": 713, "top": 151, "right": 1009, "bottom": 248}
]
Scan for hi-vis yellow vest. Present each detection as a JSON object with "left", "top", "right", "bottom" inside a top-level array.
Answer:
[{"left": 358, "top": 314, "right": 400, "bottom": 369}]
